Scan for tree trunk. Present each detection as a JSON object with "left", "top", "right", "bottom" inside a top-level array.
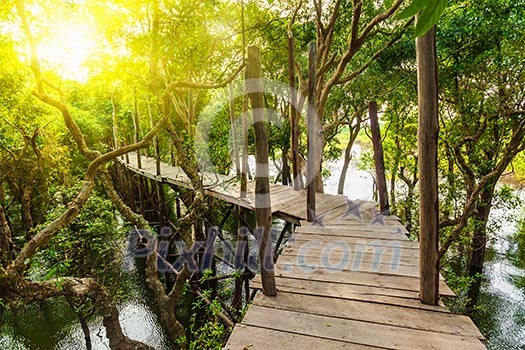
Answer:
[
  {"left": 21, "top": 185, "right": 34, "bottom": 234},
  {"left": 77, "top": 311, "right": 93, "bottom": 350},
  {"left": 281, "top": 148, "right": 290, "bottom": 186},
  {"left": 288, "top": 35, "right": 303, "bottom": 190},
  {"left": 145, "top": 239, "right": 189, "bottom": 347},
  {"left": 307, "top": 42, "right": 319, "bottom": 220},
  {"left": 369, "top": 101, "right": 390, "bottom": 214},
  {"left": 467, "top": 184, "right": 495, "bottom": 308},
  {"left": 0, "top": 185, "right": 13, "bottom": 266},
  {"left": 337, "top": 142, "right": 352, "bottom": 195}
]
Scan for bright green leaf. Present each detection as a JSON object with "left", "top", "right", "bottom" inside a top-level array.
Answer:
[
  {"left": 44, "top": 266, "right": 58, "bottom": 280},
  {"left": 396, "top": 0, "right": 427, "bottom": 20},
  {"left": 384, "top": 0, "right": 394, "bottom": 8},
  {"left": 415, "top": 0, "right": 447, "bottom": 36}
]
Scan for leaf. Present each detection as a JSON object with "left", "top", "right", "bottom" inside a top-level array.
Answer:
[
  {"left": 267, "top": 0, "right": 274, "bottom": 5},
  {"left": 44, "top": 266, "right": 58, "bottom": 280},
  {"left": 384, "top": 0, "right": 394, "bottom": 8},
  {"left": 55, "top": 278, "right": 63, "bottom": 291},
  {"left": 415, "top": 0, "right": 448, "bottom": 36},
  {"left": 396, "top": 0, "right": 427, "bottom": 20}
]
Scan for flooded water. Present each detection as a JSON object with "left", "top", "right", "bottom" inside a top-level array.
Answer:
[
  {"left": 471, "top": 191, "right": 525, "bottom": 349},
  {"left": 0, "top": 256, "right": 171, "bottom": 350}
]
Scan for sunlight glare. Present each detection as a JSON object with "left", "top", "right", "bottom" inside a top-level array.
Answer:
[{"left": 38, "top": 22, "right": 97, "bottom": 82}]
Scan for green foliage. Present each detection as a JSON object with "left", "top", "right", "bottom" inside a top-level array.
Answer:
[
  {"left": 29, "top": 185, "right": 126, "bottom": 289},
  {"left": 441, "top": 267, "right": 478, "bottom": 313},
  {"left": 187, "top": 293, "right": 229, "bottom": 350},
  {"left": 397, "top": 0, "right": 448, "bottom": 36},
  {"left": 512, "top": 152, "right": 525, "bottom": 183}
]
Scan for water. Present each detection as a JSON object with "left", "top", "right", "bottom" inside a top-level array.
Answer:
[
  {"left": 0, "top": 255, "right": 170, "bottom": 350},
  {"left": 471, "top": 190, "right": 525, "bottom": 349},
  {"left": 323, "top": 143, "right": 375, "bottom": 199}
]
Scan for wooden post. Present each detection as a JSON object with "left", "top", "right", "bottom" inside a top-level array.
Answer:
[
  {"left": 111, "top": 96, "right": 119, "bottom": 152},
  {"left": 132, "top": 89, "right": 142, "bottom": 169},
  {"left": 288, "top": 34, "right": 303, "bottom": 190},
  {"left": 124, "top": 138, "right": 130, "bottom": 164},
  {"left": 147, "top": 101, "right": 161, "bottom": 176},
  {"left": 229, "top": 84, "right": 241, "bottom": 177},
  {"left": 240, "top": 0, "right": 248, "bottom": 199},
  {"left": 416, "top": 26, "right": 440, "bottom": 305},
  {"left": 246, "top": 45, "right": 276, "bottom": 297},
  {"left": 369, "top": 101, "right": 390, "bottom": 215},
  {"left": 169, "top": 139, "right": 176, "bottom": 166},
  {"left": 306, "top": 41, "right": 317, "bottom": 222}
]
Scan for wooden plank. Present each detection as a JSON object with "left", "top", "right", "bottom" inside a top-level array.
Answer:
[
  {"left": 312, "top": 225, "right": 408, "bottom": 233},
  {"left": 280, "top": 246, "right": 420, "bottom": 267},
  {"left": 290, "top": 234, "right": 419, "bottom": 250},
  {"left": 272, "top": 264, "right": 455, "bottom": 297},
  {"left": 324, "top": 218, "right": 404, "bottom": 227},
  {"left": 294, "top": 226, "right": 409, "bottom": 240},
  {"left": 270, "top": 190, "right": 305, "bottom": 209},
  {"left": 269, "top": 183, "right": 295, "bottom": 195},
  {"left": 251, "top": 277, "right": 448, "bottom": 312},
  {"left": 225, "top": 324, "right": 382, "bottom": 350},
  {"left": 241, "top": 305, "right": 486, "bottom": 350},
  {"left": 281, "top": 199, "right": 308, "bottom": 219},
  {"left": 314, "top": 194, "right": 347, "bottom": 214},
  {"left": 276, "top": 255, "right": 423, "bottom": 278},
  {"left": 252, "top": 292, "right": 483, "bottom": 338}
]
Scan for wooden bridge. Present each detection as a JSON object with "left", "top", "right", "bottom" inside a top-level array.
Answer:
[{"left": 117, "top": 154, "right": 486, "bottom": 350}]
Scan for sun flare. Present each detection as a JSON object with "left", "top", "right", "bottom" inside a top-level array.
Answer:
[{"left": 37, "top": 22, "right": 97, "bottom": 82}]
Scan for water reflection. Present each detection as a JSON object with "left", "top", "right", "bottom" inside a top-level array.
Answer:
[
  {"left": 472, "top": 191, "right": 525, "bottom": 349},
  {"left": 0, "top": 257, "right": 170, "bottom": 350}
]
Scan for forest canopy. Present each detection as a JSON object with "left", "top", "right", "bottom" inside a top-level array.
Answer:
[{"left": 0, "top": 0, "right": 524, "bottom": 349}]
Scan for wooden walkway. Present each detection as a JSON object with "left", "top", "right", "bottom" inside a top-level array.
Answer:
[{"left": 119, "top": 154, "right": 486, "bottom": 350}]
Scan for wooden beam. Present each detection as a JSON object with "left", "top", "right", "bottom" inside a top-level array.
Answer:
[
  {"left": 368, "top": 101, "right": 389, "bottom": 214},
  {"left": 230, "top": 83, "right": 241, "bottom": 177},
  {"left": 307, "top": 41, "right": 317, "bottom": 222},
  {"left": 247, "top": 45, "right": 276, "bottom": 297},
  {"left": 416, "top": 26, "right": 440, "bottom": 305},
  {"left": 147, "top": 101, "right": 161, "bottom": 176},
  {"left": 132, "top": 89, "right": 142, "bottom": 169},
  {"left": 240, "top": 0, "right": 248, "bottom": 199}
]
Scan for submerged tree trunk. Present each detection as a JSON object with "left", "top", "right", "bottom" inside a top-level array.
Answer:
[
  {"left": 77, "top": 311, "right": 92, "bottom": 350},
  {"left": 467, "top": 184, "right": 496, "bottom": 308},
  {"left": 337, "top": 141, "right": 353, "bottom": 195},
  {"left": 337, "top": 113, "right": 362, "bottom": 195}
]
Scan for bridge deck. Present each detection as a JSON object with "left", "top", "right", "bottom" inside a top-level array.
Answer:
[{"left": 119, "top": 154, "right": 486, "bottom": 349}]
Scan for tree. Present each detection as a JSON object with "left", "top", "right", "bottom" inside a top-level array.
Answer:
[
  {"left": 287, "top": 0, "right": 413, "bottom": 192},
  {"left": 436, "top": 0, "right": 525, "bottom": 305},
  {"left": 0, "top": 1, "right": 170, "bottom": 348}
]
